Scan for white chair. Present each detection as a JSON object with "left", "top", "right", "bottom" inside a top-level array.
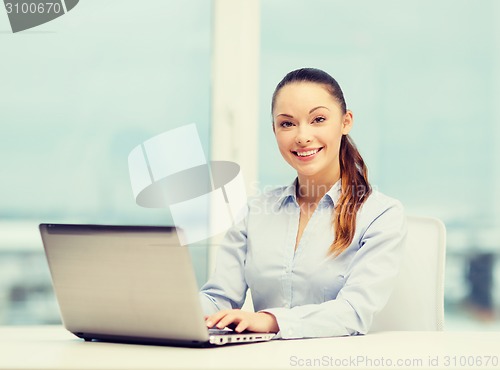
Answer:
[{"left": 370, "top": 215, "right": 446, "bottom": 331}]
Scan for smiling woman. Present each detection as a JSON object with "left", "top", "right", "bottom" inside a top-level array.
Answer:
[
  {"left": 271, "top": 70, "right": 366, "bottom": 256},
  {"left": 199, "top": 68, "right": 407, "bottom": 339}
]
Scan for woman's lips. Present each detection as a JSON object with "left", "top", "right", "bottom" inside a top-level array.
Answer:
[{"left": 292, "top": 147, "right": 323, "bottom": 161}]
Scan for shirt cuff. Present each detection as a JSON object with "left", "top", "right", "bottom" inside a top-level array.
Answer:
[{"left": 259, "top": 307, "right": 303, "bottom": 339}]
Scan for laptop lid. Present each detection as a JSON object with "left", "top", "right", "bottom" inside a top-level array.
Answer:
[{"left": 40, "top": 224, "right": 211, "bottom": 345}]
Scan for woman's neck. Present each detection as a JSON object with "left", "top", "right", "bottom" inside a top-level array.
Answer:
[{"left": 296, "top": 168, "right": 340, "bottom": 205}]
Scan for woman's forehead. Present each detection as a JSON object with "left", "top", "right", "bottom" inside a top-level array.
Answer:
[{"left": 274, "top": 82, "right": 340, "bottom": 113}]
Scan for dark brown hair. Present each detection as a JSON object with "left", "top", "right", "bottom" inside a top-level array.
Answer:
[{"left": 271, "top": 68, "right": 372, "bottom": 256}]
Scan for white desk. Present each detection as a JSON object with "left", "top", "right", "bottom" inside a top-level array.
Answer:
[{"left": 1, "top": 326, "right": 499, "bottom": 370}]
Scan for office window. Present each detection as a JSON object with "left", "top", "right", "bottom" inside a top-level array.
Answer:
[
  {"left": 0, "top": 0, "right": 212, "bottom": 324},
  {"left": 259, "top": 0, "right": 500, "bottom": 329}
]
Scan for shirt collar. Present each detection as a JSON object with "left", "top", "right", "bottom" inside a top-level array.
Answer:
[
  {"left": 276, "top": 178, "right": 298, "bottom": 208},
  {"left": 277, "top": 178, "right": 342, "bottom": 209}
]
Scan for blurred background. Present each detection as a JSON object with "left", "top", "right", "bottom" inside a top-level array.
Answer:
[{"left": 0, "top": 0, "right": 498, "bottom": 330}]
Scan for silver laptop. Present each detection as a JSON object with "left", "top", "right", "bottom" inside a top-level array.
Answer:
[{"left": 39, "top": 224, "right": 276, "bottom": 347}]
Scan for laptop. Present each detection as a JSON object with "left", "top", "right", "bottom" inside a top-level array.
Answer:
[{"left": 39, "top": 223, "right": 276, "bottom": 347}]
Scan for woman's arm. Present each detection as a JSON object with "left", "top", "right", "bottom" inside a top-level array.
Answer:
[{"left": 199, "top": 208, "right": 250, "bottom": 315}]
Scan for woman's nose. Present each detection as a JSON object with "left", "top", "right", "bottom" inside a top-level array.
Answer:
[{"left": 295, "top": 125, "right": 312, "bottom": 144}]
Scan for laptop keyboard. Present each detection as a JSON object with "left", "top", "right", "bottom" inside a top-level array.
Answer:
[
  {"left": 208, "top": 329, "right": 252, "bottom": 335},
  {"left": 209, "top": 329, "right": 235, "bottom": 335}
]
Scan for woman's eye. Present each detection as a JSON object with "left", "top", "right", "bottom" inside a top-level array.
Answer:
[
  {"left": 280, "top": 121, "right": 294, "bottom": 128},
  {"left": 313, "top": 116, "right": 326, "bottom": 124}
]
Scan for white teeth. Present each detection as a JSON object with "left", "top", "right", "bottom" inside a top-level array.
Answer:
[{"left": 296, "top": 149, "right": 319, "bottom": 157}]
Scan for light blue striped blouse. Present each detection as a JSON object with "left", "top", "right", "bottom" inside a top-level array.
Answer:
[{"left": 199, "top": 178, "right": 407, "bottom": 339}]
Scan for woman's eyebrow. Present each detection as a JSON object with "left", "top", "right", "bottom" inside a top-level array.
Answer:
[
  {"left": 309, "top": 106, "right": 330, "bottom": 114},
  {"left": 276, "top": 106, "right": 329, "bottom": 118}
]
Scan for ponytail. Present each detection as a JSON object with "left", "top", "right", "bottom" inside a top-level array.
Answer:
[{"left": 329, "top": 135, "right": 371, "bottom": 256}]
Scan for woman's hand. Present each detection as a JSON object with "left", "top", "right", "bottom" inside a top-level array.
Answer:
[{"left": 205, "top": 309, "right": 279, "bottom": 333}]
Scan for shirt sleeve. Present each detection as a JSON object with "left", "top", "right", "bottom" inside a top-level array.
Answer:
[
  {"left": 262, "top": 200, "right": 407, "bottom": 339},
  {"left": 199, "top": 206, "right": 249, "bottom": 316}
]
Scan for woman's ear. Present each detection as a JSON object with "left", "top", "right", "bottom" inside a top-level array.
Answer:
[{"left": 341, "top": 110, "right": 353, "bottom": 135}]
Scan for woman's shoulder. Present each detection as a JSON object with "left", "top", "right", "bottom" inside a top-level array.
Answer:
[
  {"left": 354, "top": 189, "right": 407, "bottom": 248},
  {"left": 358, "top": 189, "right": 405, "bottom": 224}
]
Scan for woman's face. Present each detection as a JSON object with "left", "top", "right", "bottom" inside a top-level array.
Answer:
[{"left": 273, "top": 82, "right": 353, "bottom": 183}]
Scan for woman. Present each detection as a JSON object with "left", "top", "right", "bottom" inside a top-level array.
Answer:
[{"left": 199, "top": 68, "right": 407, "bottom": 339}]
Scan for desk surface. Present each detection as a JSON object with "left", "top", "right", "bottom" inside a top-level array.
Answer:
[{"left": 0, "top": 326, "right": 499, "bottom": 370}]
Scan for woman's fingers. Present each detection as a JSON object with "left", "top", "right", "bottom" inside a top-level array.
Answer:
[
  {"left": 234, "top": 320, "right": 249, "bottom": 333},
  {"left": 205, "top": 310, "right": 277, "bottom": 333},
  {"left": 205, "top": 309, "right": 237, "bottom": 328},
  {"left": 215, "top": 312, "right": 241, "bottom": 329}
]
